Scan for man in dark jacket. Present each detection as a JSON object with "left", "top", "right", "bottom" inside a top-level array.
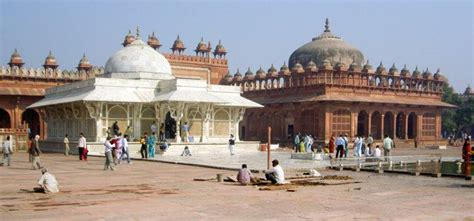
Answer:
[{"left": 29, "top": 135, "right": 43, "bottom": 170}]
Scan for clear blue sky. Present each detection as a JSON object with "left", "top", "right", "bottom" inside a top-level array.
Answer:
[{"left": 1, "top": 0, "right": 472, "bottom": 92}]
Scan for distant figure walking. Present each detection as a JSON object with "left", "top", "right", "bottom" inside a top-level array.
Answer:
[
  {"left": 383, "top": 134, "right": 394, "bottom": 161},
  {"left": 103, "top": 136, "right": 115, "bottom": 171},
  {"left": 119, "top": 134, "right": 131, "bottom": 164},
  {"left": 29, "top": 135, "right": 43, "bottom": 170},
  {"left": 140, "top": 133, "right": 148, "bottom": 159},
  {"left": 148, "top": 132, "right": 156, "bottom": 158},
  {"left": 182, "top": 122, "right": 190, "bottom": 142},
  {"left": 335, "top": 134, "right": 345, "bottom": 159},
  {"left": 2, "top": 135, "right": 12, "bottom": 166},
  {"left": 63, "top": 134, "right": 70, "bottom": 156},
  {"left": 78, "top": 133, "right": 87, "bottom": 161},
  {"left": 228, "top": 134, "right": 236, "bottom": 155}
]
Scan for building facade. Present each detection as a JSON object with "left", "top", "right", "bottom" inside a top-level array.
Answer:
[
  {"left": 222, "top": 19, "right": 454, "bottom": 145},
  {"left": 1, "top": 30, "right": 231, "bottom": 149}
]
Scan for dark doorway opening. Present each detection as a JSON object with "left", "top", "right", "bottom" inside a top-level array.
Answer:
[
  {"left": 0, "top": 108, "right": 11, "bottom": 128},
  {"left": 22, "top": 109, "right": 40, "bottom": 139}
]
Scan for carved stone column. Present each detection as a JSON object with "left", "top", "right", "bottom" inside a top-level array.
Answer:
[
  {"left": 380, "top": 114, "right": 385, "bottom": 139},
  {"left": 132, "top": 104, "right": 143, "bottom": 140},
  {"left": 231, "top": 107, "right": 245, "bottom": 142},
  {"left": 85, "top": 102, "right": 104, "bottom": 142},
  {"left": 199, "top": 104, "right": 213, "bottom": 142}
]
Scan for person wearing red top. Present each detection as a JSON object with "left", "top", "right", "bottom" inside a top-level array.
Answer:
[
  {"left": 329, "top": 135, "right": 335, "bottom": 154},
  {"left": 462, "top": 137, "right": 471, "bottom": 180}
]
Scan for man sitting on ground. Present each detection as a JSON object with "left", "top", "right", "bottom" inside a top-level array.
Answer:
[
  {"left": 181, "top": 146, "right": 192, "bottom": 156},
  {"left": 34, "top": 168, "right": 59, "bottom": 194},
  {"left": 237, "top": 164, "right": 254, "bottom": 185},
  {"left": 265, "top": 159, "right": 285, "bottom": 184}
]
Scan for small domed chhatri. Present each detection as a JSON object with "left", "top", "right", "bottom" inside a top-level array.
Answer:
[
  {"left": 43, "top": 50, "right": 59, "bottom": 69},
  {"left": 122, "top": 30, "right": 136, "bottom": 47},
  {"left": 195, "top": 37, "right": 209, "bottom": 56},
  {"left": 389, "top": 63, "right": 399, "bottom": 76},
  {"left": 77, "top": 53, "right": 92, "bottom": 71},
  {"left": 376, "top": 62, "right": 387, "bottom": 75},
  {"left": 401, "top": 64, "right": 410, "bottom": 77},
  {"left": 422, "top": 68, "right": 432, "bottom": 79},
  {"left": 267, "top": 64, "right": 278, "bottom": 77},
  {"left": 213, "top": 40, "right": 227, "bottom": 58},
  {"left": 412, "top": 66, "right": 421, "bottom": 78},
  {"left": 289, "top": 18, "right": 364, "bottom": 68},
  {"left": 245, "top": 67, "right": 254, "bottom": 77},
  {"left": 171, "top": 35, "right": 186, "bottom": 54},
  {"left": 8, "top": 48, "right": 25, "bottom": 68},
  {"left": 147, "top": 32, "right": 162, "bottom": 50}
]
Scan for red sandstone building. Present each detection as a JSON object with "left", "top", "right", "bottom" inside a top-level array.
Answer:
[
  {"left": 222, "top": 19, "right": 454, "bottom": 145},
  {"left": 0, "top": 30, "right": 228, "bottom": 150}
]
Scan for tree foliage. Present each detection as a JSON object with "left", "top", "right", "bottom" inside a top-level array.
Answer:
[{"left": 442, "top": 82, "right": 474, "bottom": 134}]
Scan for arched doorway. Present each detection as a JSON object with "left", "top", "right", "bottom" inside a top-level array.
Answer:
[
  {"left": 396, "top": 112, "right": 406, "bottom": 139},
  {"left": 0, "top": 108, "right": 11, "bottom": 128},
  {"left": 371, "top": 111, "right": 382, "bottom": 139},
  {"left": 407, "top": 112, "right": 417, "bottom": 139},
  {"left": 165, "top": 112, "right": 176, "bottom": 139},
  {"left": 357, "top": 110, "right": 369, "bottom": 137},
  {"left": 384, "top": 112, "right": 394, "bottom": 138},
  {"left": 22, "top": 109, "right": 40, "bottom": 139}
]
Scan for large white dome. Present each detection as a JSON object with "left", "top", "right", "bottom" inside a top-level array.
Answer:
[{"left": 104, "top": 39, "right": 172, "bottom": 76}]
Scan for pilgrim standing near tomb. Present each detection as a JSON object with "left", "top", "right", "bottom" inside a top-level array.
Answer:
[
  {"left": 29, "top": 135, "right": 43, "bottom": 170},
  {"left": 63, "top": 134, "right": 70, "bottom": 156},
  {"left": 329, "top": 135, "right": 335, "bottom": 154},
  {"left": 335, "top": 134, "right": 345, "bottom": 159},
  {"left": 114, "top": 133, "right": 123, "bottom": 164},
  {"left": 140, "top": 133, "right": 148, "bottom": 159},
  {"left": 78, "top": 133, "right": 87, "bottom": 161},
  {"left": 151, "top": 122, "right": 157, "bottom": 136},
  {"left": 119, "top": 134, "right": 131, "bottom": 164},
  {"left": 159, "top": 123, "right": 165, "bottom": 141},
  {"left": 103, "top": 136, "right": 115, "bottom": 171},
  {"left": 294, "top": 133, "right": 300, "bottom": 152},
  {"left": 343, "top": 134, "right": 349, "bottom": 158},
  {"left": 2, "top": 135, "right": 12, "bottom": 166},
  {"left": 148, "top": 132, "right": 156, "bottom": 158},
  {"left": 182, "top": 122, "right": 190, "bottom": 142},
  {"left": 383, "top": 134, "right": 393, "bottom": 161},
  {"left": 228, "top": 134, "right": 236, "bottom": 155},
  {"left": 367, "top": 134, "right": 374, "bottom": 155}
]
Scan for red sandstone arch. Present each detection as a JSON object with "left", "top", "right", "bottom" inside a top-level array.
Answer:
[
  {"left": 371, "top": 111, "right": 382, "bottom": 139},
  {"left": 22, "top": 109, "right": 40, "bottom": 139},
  {"left": 357, "top": 110, "right": 369, "bottom": 137},
  {"left": 384, "top": 112, "right": 395, "bottom": 138},
  {"left": 396, "top": 112, "right": 406, "bottom": 139},
  {"left": 0, "top": 108, "right": 11, "bottom": 128},
  {"left": 407, "top": 112, "right": 417, "bottom": 139}
]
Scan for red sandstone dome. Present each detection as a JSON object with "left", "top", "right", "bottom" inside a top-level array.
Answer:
[
  {"left": 147, "top": 32, "right": 162, "bottom": 50},
  {"left": 43, "top": 50, "right": 59, "bottom": 69},
  {"left": 289, "top": 18, "right": 364, "bottom": 69},
  {"left": 8, "top": 48, "right": 24, "bottom": 68}
]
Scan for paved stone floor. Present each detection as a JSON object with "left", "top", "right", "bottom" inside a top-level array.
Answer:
[{"left": 1, "top": 151, "right": 473, "bottom": 220}]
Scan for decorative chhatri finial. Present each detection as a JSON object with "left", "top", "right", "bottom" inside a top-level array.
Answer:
[
  {"left": 83, "top": 52, "right": 86, "bottom": 58},
  {"left": 324, "top": 18, "right": 330, "bottom": 32},
  {"left": 136, "top": 26, "right": 140, "bottom": 38}
]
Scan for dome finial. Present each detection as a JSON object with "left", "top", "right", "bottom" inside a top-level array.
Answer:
[
  {"left": 324, "top": 18, "right": 330, "bottom": 32},
  {"left": 136, "top": 26, "right": 140, "bottom": 38}
]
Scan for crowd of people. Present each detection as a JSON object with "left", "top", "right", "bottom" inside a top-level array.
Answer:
[{"left": 292, "top": 132, "right": 394, "bottom": 160}]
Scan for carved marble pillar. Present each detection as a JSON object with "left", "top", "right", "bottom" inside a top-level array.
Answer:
[
  {"left": 404, "top": 113, "right": 409, "bottom": 140},
  {"left": 367, "top": 112, "right": 372, "bottom": 137},
  {"left": 132, "top": 104, "right": 143, "bottom": 140},
  {"left": 85, "top": 102, "right": 104, "bottom": 142},
  {"left": 199, "top": 104, "right": 212, "bottom": 142},
  {"left": 231, "top": 107, "right": 245, "bottom": 142}
]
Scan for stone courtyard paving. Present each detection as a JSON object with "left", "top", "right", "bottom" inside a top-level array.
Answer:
[{"left": 1, "top": 150, "right": 473, "bottom": 221}]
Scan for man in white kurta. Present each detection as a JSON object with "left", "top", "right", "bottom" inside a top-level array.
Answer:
[
  {"left": 265, "top": 159, "right": 285, "bottom": 184},
  {"left": 37, "top": 169, "right": 59, "bottom": 193}
]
